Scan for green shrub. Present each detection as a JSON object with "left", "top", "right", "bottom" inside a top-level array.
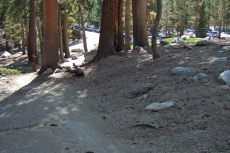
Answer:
[
  {"left": 162, "top": 38, "right": 174, "bottom": 43},
  {"left": 0, "top": 68, "right": 21, "bottom": 77},
  {"left": 184, "top": 38, "right": 201, "bottom": 43}
]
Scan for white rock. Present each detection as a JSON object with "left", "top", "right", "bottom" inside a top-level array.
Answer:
[
  {"left": 192, "top": 73, "right": 207, "bottom": 81},
  {"left": 1, "top": 104, "right": 13, "bottom": 110},
  {"left": 219, "top": 46, "right": 230, "bottom": 52},
  {"left": 210, "top": 57, "right": 228, "bottom": 63},
  {"left": 145, "top": 101, "right": 174, "bottom": 111},
  {"left": 169, "top": 67, "right": 190, "bottom": 75},
  {"left": 0, "top": 77, "right": 7, "bottom": 80},
  {"left": 217, "top": 70, "right": 230, "bottom": 85},
  {"left": 71, "top": 54, "right": 78, "bottom": 60}
]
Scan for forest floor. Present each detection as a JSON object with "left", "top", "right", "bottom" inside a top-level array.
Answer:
[{"left": 0, "top": 38, "right": 230, "bottom": 153}]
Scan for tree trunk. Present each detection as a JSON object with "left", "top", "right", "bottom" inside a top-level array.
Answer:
[
  {"left": 21, "top": 16, "right": 26, "bottom": 55},
  {"left": 10, "top": 36, "right": 13, "bottom": 54},
  {"left": 63, "top": 17, "right": 70, "bottom": 58},
  {"left": 36, "top": 19, "right": 43, "bottom": 53},
  {"left": 152, "top": 0, "right": 162, "bottom": 59},
  {"left": 5, "top": 35, "right": 9, "bottom": 52},
  {"left": 28, "top": 0, "right": 38, "bottom": 63},
  {"left": 195, "top": 0, "right": 200, "bottom": 36},
  {"left": 78, "top": 2, "right": 88, "bottom": 53},
  {"left": 59, "top": 6, "right": 65, "bottom": 63},
  {"left": 115, "top": 0, "right": 124, "bottom": 52},
  {"left": 132, "top": 0, "right": 148, "bottom": 47},
  {"left": 94, "top": 0, "right": 119, "bottom": 62},
  {"left": 124, "top": 0, "right": 131, "bottom": 51},
  {"left": 38, "top": 0, "right": 59, "bottom": 74}
]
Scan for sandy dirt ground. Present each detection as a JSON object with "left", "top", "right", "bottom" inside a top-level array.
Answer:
[{"left": 0, "top": 38, "right": 230, "bottom": 153}]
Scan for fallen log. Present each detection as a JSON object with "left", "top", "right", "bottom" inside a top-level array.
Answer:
[{"left": 65, "top": 63, "right": 85, "bottom": 76}]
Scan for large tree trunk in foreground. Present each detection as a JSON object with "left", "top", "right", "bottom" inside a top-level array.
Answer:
[
  {"left": 132, "top": 0, "right": 148, "bottom": 47},
  {"left": 38, "top": 0, "right": 59, "bottom": 74},
  {"left": 152, "top": 0, "right": 162, "bottom": 59},
  {"left": 27, "top": 0, "right": 38, "bottom": 63},
  {"left": 124, "top": 0, "right": 131, "bottom": 51},
  {"left": 94, "top": 0, "right": 119, "bottom": 62}
]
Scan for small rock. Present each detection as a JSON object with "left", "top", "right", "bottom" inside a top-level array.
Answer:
[
  {"left": 172, "top": 37, "right": 184, "bottom": 43},
  {"left": 145, "top": 101, "right": 174, "bottom": 111},
  {"left": 84, "top": 50, "right": 97, "bottom": 62},
  {"left": 118, "top": 50, "right": 127, "bottom": 56},
  {"left": 195, "top": 40, "right": 213, "bottom": 46},
  {"left": 210, "top": 57, "right": 228, "bottom": 63},
  {"left": 1, "top": 104, "right": 13, "bottom": 110},
  {"left": 71, "top": 48, "right": 83, "bottom": 52},
  {"left": 192, "top": 73, "right": 207, "bottom": 81},
  {"left": 217, "top": 70, "right": 230, "bottom": 85},
  {"left": 219, "top": 46, "right": 230, "bottom": 52},
  {"left": 42, "top": 68, "right": 53, "bottom": 75},
  {"left": 0, "top": 77, "right": 7, "bottom": 80},
  {"left": 71, "top": 54, "right": 78, "bottom": 60},
  {"left": 169, "top": 67, "right": 190, "bottom": 75}
]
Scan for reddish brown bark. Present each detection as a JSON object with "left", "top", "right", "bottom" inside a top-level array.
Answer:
[
  {"left": 94, "top": 0, "right": 119, "bottom": 61},
  {"left": 124, "top": 0, "right": 131, "bottom": 51},
  {"left": 132, "top": 0, "right": 148, "bottom": 47},
  {"left": 38, "top": 0, "right": 59, "bottom": 74},
  {"left": 27, "top": 0, "right": 37, "bottom": 63}
]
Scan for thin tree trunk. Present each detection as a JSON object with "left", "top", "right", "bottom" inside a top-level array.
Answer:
[
  {"left": 59, "top": 7, "right": 65, "bottom": 63},
  {"left": 27, "top": 0, "right": 38, "bottom": 63},
  {"left": 152, "top": 0, "right": 162, "bottom": 59},
  {"left": 10, "top": 36, "right": 13, "bottom": 54},
  {"left": 5, "top": 35, "right": 9, "bottom": 52},
  {"left": 115, "top": 0, "right": 124, "bottom": 52},
  {"left": 21, "top": 16, "right": 26, "bottom": 55},
  {"left": 78, "top": 2, "right": 88, "bottom": 53},
  {"left": 124, "top": 0, "right": 131, "bottom": 51},
  {"left": 36, "top": 19, "right": 43, "bottom": 53},
  {"left": 63, "top": 17, "right": 70, "bottom": 58}
]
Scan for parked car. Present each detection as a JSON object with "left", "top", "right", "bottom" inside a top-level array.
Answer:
[{"left": 212, "top": 31, "right": 219, "bottom": 38}]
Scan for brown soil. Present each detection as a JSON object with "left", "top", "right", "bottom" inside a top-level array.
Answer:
[{"left": 0, "top": 39, "right": 230, "bottom": 153}]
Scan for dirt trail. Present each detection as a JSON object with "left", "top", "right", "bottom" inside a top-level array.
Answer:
[{"left": 1, "top": 39, "right": 230, "bottom": 153}]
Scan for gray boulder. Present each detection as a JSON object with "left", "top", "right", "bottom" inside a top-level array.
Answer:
[
  {"left": 217, "top": 70, "right": 230, "bottom": 85},
  {"left": 192, "top": 73, "right": 207, "bottom": 81},
  {"left": 210, "top": 57, "right": 228, "bottom": 63},
  {"left": 195, "top": 40, "right": 213, "bottom": 46},
  {"left": 219, "top": 46, "right": 230, "bottom": 52},
  {"left": 169, "top": 67, "right": 190, "bottom": 75},
  {"left": 145, "top": 101, "right": 174, "bottom": 111},
  {"left": 84, "top": 50, "right": 97, "bottom": 62}
]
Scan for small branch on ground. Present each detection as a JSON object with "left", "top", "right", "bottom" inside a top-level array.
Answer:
[
  {"left": 131, "top": 124, "right": 157, "bottom": 129},
  {"left": 65, "top": 63, "right": 85, "bottom": 76}
]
